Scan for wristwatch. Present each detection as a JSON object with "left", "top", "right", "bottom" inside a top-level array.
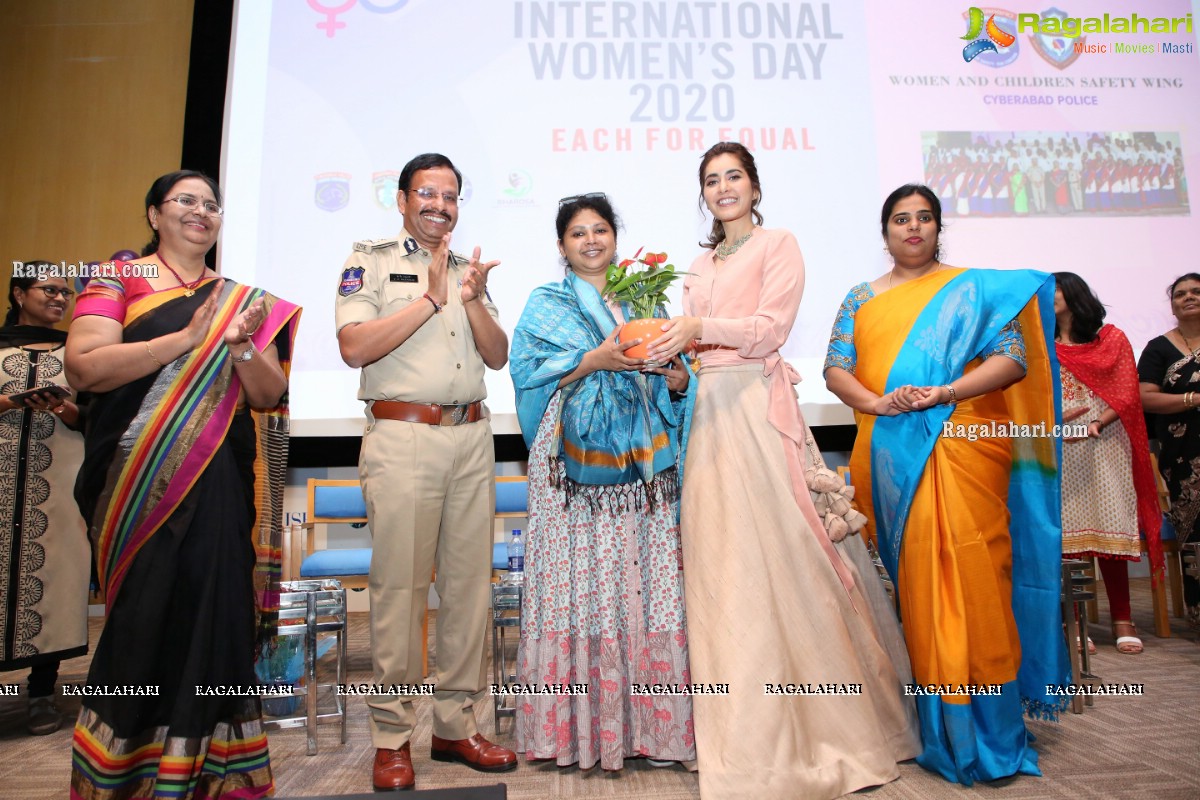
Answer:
[{"left": 233, "top": 344, "right": 255, "bottom": 363}]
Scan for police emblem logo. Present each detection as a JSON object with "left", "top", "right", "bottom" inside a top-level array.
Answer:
[
  {"left": 339, "top": 266, "right": 366, "bottom": 296},
  {"left": 315, "top": 172, "right": 351, "bottom": 212},
  {"left": 403, "top": 237, "right": 419, "bottom": 254},
  {"left": 1029, "top": 7, "right": 1083, "bottom": 70},
  {"left": 373, "top": 171, "right": 402, "bottom": 210}
]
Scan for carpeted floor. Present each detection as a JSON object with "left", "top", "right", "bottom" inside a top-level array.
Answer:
[{"left": 2, "top": 577, "right": 1199, "bottom": 799}]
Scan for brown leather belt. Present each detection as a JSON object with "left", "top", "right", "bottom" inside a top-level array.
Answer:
[{"left": 371, "top": 399, "right": 483, "bottom": 426}]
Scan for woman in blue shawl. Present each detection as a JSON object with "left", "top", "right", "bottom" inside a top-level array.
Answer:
[{"left": 509, "top": 193, "right": 695, "bottom": 770}]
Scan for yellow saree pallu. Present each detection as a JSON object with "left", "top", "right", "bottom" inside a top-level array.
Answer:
[{"left": 846, "top": 268, "right": 1069, "bottom": 785}]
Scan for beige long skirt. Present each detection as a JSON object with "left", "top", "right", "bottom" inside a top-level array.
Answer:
[{"left": 681, "top": 366, "right": 921, "bottom": 800}]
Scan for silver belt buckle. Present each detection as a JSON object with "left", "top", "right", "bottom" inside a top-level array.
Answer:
[{"left": 447, "top": 404, "right": 468, "bottom": 425}]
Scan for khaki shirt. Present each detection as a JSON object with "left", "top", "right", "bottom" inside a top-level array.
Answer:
[{"left": 334, "top": 228, "right": 501, "bottom": 404}]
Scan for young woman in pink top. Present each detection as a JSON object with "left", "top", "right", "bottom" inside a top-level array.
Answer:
[{"left": 646, "top": 142, "right": 920, "bottom": 800}]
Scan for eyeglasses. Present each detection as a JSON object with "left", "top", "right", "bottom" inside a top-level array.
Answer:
[
  {"left": 558, "top": 192, "right": 607, "bottom": 207},
  {"left": 406, "top": 187, "right": 461, "bottom": 205},
  {"left": 163, "top": 194, "right": 224, "bottom": 216},
  {"left": 35, "top": 286, "right": 75, "bottom": 300}
]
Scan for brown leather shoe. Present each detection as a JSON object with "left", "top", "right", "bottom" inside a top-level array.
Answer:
[
  {"left": 373, "top": 744, "right": 415, "bottom": 791},
  {"left": 430, "top": 733, "right": 517, "bottom": 773}
]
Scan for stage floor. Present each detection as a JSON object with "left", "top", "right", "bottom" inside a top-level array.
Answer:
[{"left": 3, "top": 578, "right": 1199, "bottom": 799}]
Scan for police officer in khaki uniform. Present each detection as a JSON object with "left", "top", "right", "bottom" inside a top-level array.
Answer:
[{"left": 335, "top": 153, "right": 515, "bottom": 791}]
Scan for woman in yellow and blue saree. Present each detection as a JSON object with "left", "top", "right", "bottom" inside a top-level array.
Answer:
[{"left": 824, "top": 184, "right": 1069, "bottom": 785}]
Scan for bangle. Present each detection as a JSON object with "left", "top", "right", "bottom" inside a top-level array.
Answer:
[
  {"left": 1186, "top": 391, "right": 1196, "bottom": 410},
  {"left": 943, "top": 384, "right": 957, "bottom": 404},
  {"left": 1090, "top": 418, "right": 1103, "bottom": 432},
  {"left": 145, "top": 341, "right": 163, "bottom": 367},
  {"left": 423, "top": 292, "right": 443, "bottom": 314}
]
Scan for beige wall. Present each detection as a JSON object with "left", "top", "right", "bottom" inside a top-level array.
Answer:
[{"left": 0, "top": 1, "right": 194, "bottom": 271}]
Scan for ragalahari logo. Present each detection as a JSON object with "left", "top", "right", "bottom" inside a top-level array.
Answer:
[{"left": 962, "top": 7, "right": 1018, "bottom": 65}]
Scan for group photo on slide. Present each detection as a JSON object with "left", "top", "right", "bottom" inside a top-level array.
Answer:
[{"left": 3, "top": 1, "right": 1200, "bottom": 799}]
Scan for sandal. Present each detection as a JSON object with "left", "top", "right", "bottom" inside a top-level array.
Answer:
[
  {"left": 1064, "top": 624, "right": 1096, "bottom": 655},
  {"left": 1112, "top": 620, "right": 1143, "bottom": 655}
]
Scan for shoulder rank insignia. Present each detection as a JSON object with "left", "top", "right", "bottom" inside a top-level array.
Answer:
[{"left": 353, "top": 237, "right": 399, "bottom": 254}]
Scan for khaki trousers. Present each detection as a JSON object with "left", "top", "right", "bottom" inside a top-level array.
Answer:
[{"left": 359, "top": 413, "right": 494, "bottom": 749}]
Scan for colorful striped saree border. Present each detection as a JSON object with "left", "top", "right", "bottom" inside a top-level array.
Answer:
[{"left": 70, "top": 706, "right": 272, "bottom": 799}]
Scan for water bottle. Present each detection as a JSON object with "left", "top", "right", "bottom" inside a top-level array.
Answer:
[{"left": 507, "top": 530, "right": 525, "bottom": 583}]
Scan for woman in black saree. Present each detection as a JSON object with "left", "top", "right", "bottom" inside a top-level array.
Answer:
[{"left": 65, "top": 171, "right": 301, "bottom": 800}]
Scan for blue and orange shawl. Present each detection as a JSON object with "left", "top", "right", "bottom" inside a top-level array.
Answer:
[
  {"left": 75, "top": 273, "right": 301, "bottom": 642},
  {"left": 510, "top": 272, "right": 691, "bottom": 494}
]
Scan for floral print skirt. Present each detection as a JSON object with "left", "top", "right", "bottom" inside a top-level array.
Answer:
[{"left": 516, "top": 395, "right": 695, "bottom": 770}]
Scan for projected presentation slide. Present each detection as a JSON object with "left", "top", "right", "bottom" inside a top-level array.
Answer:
[
  {"left": 220, "top": 1, "right": 1200, "bottom": 431},
  {"left": 922, "top": 131, "right": 1188, "bottom": 218}
]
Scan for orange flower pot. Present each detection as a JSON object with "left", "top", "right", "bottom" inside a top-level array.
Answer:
[{"left": 618, "top": 318, "right": 664, "bottom": 363}]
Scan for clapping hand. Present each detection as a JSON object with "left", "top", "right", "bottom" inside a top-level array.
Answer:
[
  {"left": 427, "top": 234, "right": 451, "bottom": 306},
  {"left": 226, "top": 296, "right": 265, "bottom": 346},
  {"left": 183, "top": 280, "right": 225, "bottom": 349},
  {"left": 460, "top": 246, "right": 500, "bottom": 304}
]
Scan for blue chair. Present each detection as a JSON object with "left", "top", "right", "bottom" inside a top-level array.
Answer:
[
  {"left": 490, "top": 476, "right": 528, "bottom": 724},
  {"left": 299, "top": 479, "right": 371, "bottom": 590},
  {"left": 493, "top": 476, "right": 529, "bottom": 572},
  {"left": 1142, "top": 515, "right": 1181, "bottom": 638},
  {"left": 298, "top": 478, "right": 438, "bottom": 673}
]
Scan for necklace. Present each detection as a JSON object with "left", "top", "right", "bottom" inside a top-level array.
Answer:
[
  {"left": 715, "top": 232, "right": 752, "bottom": 260},
  {"left": 158, "top": 252, "right": 205, "bottom": 297},
  {"left": 888, "top": 260, "right": 940, "bottom": 289},
  {"left": 1179, "top": 327, "right": 1198, "bottom": 354}
]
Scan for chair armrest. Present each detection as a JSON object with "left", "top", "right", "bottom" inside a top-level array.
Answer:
[
  {"left": 281, "top": 523, "right": 315, "bottom": 582},
  {"left": 300, "top": 521, "right": 317, "bottom": 556}
]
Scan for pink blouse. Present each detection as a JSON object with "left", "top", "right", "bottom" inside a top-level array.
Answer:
[
  {"left": 683, "top": 227, "right": 805, "bottom": 363},
  {"left": 74, "top": 269, "right": 164, "bottom": 324},
  {"left": 683, "top": 227, "right": 808, "bottom": 443},
  {"left": 683, "top": 227, "right": 856, "bottom": 593}
]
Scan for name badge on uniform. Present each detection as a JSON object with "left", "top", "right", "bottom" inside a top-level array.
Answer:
[
  {"left": 403, "top": 237, "right": 419, "bottom": 254},
  {"left": 390, "top": 274, "right": 418, "bottom": 283}
]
